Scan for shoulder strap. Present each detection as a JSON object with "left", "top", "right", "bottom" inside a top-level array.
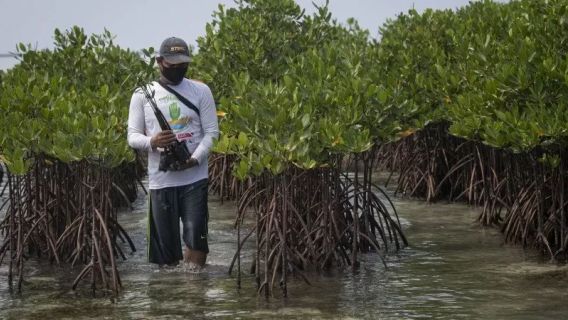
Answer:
[{"left": 157, "top": 80, "right": 200, "bottom": 116}]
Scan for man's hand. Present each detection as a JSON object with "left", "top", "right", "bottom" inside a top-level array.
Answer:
[
  {"left": 151, "top": 130, "right": 177, "bottom": 148},
  {"left": 178, "top": 157, "right": 199, "bottom": 170}
]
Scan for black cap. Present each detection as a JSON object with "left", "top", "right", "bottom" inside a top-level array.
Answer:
[{"left": 158, "top": 37, "right": 190, "bottom": 64}]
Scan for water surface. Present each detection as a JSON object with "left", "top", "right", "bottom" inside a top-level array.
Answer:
[{"left": 0, "top": 175, "right": 567, "bottom": 319}]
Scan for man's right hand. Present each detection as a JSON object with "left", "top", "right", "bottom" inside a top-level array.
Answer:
[{"left": 150, "top": 130, "right": 177, "bottom": 148}]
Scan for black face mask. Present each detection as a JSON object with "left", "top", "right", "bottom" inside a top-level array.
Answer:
[{"left": 161, "top": 66, "right": 188, "bottom": 84}]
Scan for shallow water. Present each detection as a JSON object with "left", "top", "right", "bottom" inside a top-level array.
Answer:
[{"left": 0, "top": 175, "right": 567, "bottom": 319}]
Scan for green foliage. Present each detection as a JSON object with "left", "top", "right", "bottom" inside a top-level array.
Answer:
[
  {"left": 194, "top": 0, "right": 568, "bottom": 177},
  {"left": 193, "top": 0, "right": 383, "bottom": 178},
  {"left": 0, "top": 26, "right": 155, "bottom": 174},
  {"left": 374, "top": 0, "right": 568, "bottom": 156},
  {"left": 4, "top": 0, "right": 567, "bottom": 175}
]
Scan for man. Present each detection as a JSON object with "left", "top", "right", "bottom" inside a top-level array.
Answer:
[{"left": 127, "top": 37, "right": 219, "bottom": 270}]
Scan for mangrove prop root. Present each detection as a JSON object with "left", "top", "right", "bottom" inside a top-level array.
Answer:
[
  {"left": 208, "top": 153, "right": 253, "bottom": 202},
  {"left": 232, "top": 152, "right": 407, "bottom": 297},
  {"left": 0, "top": 155, "right": 140, "bottom": 296},
  {"left": 378, "top": 122, "right": 568, "bottom": 260}
]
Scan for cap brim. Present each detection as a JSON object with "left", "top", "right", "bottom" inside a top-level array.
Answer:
[{"left": 163, "top": 54, "right": 190, "bottom": 64}]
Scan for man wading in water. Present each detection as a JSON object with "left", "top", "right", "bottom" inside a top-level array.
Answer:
[{"left": 127, "top": 37, "right": 219, "bottom": 271}]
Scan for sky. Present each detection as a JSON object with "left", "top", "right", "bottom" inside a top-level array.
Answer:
[{"left": 0, "top": 0, "right": 504, "bottom": 70}]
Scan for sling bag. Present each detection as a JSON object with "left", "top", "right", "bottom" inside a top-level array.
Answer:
[{"left": 157, "top": 80, "right": 200, "bottom": 116}]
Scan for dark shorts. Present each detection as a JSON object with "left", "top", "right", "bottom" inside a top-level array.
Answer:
[{"left": 148, "top": 179, "right": 209, "bottom": 265}]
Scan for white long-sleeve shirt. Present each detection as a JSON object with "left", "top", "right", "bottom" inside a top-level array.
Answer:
[{"left": 127, "top": 78, "right": 219, "bottom": 190}]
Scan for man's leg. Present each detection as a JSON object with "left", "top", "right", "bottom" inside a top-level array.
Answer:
[
  {"left": 179, "top": 179, "right": 209, "bottom": 267},
  {"left": 149, "top": 187, "right": 183, "bottom": 266},
  {"left": 183, "top": 247, "right": 207, "bottom": 266}
]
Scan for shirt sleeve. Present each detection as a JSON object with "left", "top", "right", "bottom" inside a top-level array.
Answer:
[
  {"left": 191, "top": 84, "right": 220, "bottom": 164},
  {"left": 127, "top": 90, "right": 153, "bottom": 152}
]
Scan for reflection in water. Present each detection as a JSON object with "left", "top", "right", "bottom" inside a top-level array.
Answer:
[{"left": 0, "top": 175, "right": 567, "bottom": 319}]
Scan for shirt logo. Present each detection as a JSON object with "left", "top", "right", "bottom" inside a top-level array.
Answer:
[{"left": 167, "top": 102, "right": 191, "bottom": 131}]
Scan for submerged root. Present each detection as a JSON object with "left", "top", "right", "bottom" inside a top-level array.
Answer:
[
  {"left": 379, "top": 122, "right": 568, "bottom": 261},
  {"left": 0, "top": 156, "right": 138, "bottom": 296},
  {"left": 231, "top": 152, "right": 407, "bottom": 297}
]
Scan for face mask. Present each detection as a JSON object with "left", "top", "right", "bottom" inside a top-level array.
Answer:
[{"left": 161, "top": 65, "right": 188, "bottom": 84}]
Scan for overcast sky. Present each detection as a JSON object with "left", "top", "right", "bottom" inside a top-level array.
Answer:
[{"left": 0, "top": 0, "right": 503, "bottom": 70}]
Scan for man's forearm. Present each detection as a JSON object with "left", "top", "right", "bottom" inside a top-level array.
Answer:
[
  {"left": 191, "top": 133, "right": 217, "bottom": 164},
  {"left": 128, "top": 131, "right": 153, "bottom": 152},
  {"left": 192, "top": 84, "right": 220, "bottom": 164}
]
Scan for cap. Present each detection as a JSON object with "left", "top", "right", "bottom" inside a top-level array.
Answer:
[{"left": 158, "top": 37, "right": 190, "bottom": 64}]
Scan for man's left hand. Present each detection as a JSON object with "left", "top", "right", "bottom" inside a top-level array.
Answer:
[{"left": 180, "top": 157, "right": 199, "bottom": 170}]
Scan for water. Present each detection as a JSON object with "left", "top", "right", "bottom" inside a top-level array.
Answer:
[{"left": 0, "top": 175, "right": 567, "bottom": 319}]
